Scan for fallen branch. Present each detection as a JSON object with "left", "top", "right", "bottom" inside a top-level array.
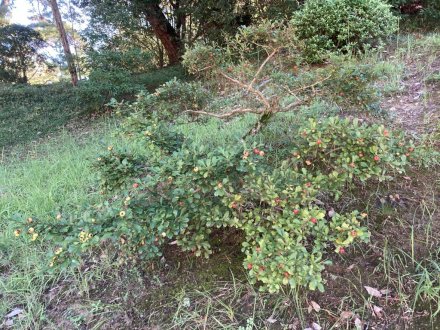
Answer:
[
  {"left": 183, "top": 108, "right": 263, "bottom": 119},
  {"left": 284, "top": 75, "right": 333, "bottom": 96},
  {"left": 220, "top": 72, "right": 270, "bottom": 109},
  {"left": 248, "top": 48, "right": 279, "bottom": 91},
  {"left": 183, "top": 98, "right": 308, "bottom": 120}
]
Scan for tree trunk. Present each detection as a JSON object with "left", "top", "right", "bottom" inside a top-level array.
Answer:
[
  {"left": 143, "top": 1, "right": 182, "bottom": 65},
  {"left": 0, "top": 0, "right": 11, "bottom": 22},
  {"left": 48, "top": 0, "right": 78, "bottom": 86}
]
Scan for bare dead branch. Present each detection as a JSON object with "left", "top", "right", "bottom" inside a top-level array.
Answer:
[
  {"left": 220, "top": 72, "right": 270, "bottom": 108},
  {"left": 183, "top": 108, "right": 263, "bottom": 119},
  {"left": 285, "top": 75, "right": 332, "bottom": 96},
  {"left": 248, "top": 48, "right": 279, "bottom": 91},
  {"left": 183, "top": 97, "right": 308, "bottom": 120}
]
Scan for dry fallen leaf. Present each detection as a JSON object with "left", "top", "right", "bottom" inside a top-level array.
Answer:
[
  {"left": 364, "top": 286, "right": 382, "bottom": 298},
  {"left": 310, "top": 301, "right": 321, "bottom": 313},
  {"left": 373, "top": 305, "right": 384, "bottom": 319},
  {"left": 5, "top": 308, "right": 24, "bottom": 318},
  {"left": 380, "top": 288, "right": 392, "bottom": 295},
  {"left": 313, "top": 322, "right": 322, "bottom": 330},
  {"left": 266, "top": 316, "right": 277, "bottom": 324},
  {"left": 347, "top": 264, "right": 356, "bottom": 271},
  {"left": 340, "top": 311, "right": 353, "bottom": 320}
]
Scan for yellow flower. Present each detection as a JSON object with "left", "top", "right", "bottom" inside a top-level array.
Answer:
[
  {"left": 27, "top": 217, "right": 33, "bottom": 223},
  {"left": 144, "top": 130, "right": 152, "bottom": 136},
  {"left": 79, "top": 231, "right": 89, "bottom": 243},
  {"left": 55, "top": 247, "right": 63, "bottom": 255},
  {"left": 193, "top": 167, "right": 199, "bottom": 173},
  {"left": 161, "top": 232, "right": 167, "bottom": 237},
  {"left": 31, "top": 233, "right": 39, "bottom": 241},
  {"left": 28, "top": 227, "right": 35, "bottom": 234},
  {"left": 119, "top": 211, "right": 126, "bottom": 218},
  {"left": 107, "top": 146, "right": 113, "bottom": 151},
  {"left": 14, "top": 229, "right": 21, "bottom": 237},
  {"left": 97, "top": 157, "right": 102, "bottom": 161},
  {"left": 56, "top": 214, "right": 62, "bottom": 220},
  {"left": 125, "top": 196, "right": 131, "bottom": 202}
]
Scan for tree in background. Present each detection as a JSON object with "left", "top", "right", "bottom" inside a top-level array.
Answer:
[
  {"left": 0, "top": 23, "right": 45, "bottom": 83},
  {"left": 80, "top": 0, "right": 261, "bottom": 66},
  {"left": 0, "top": 0, "right": 11, "bottom": 25},
  {"left": 48, "top": 0, "right": 78, "bottom": 85}
]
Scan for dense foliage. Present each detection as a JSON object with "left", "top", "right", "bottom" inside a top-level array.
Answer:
[
  {"left": 0, "top": 24, "right": 45, "bottom": 83},
  {"left": 293, "top": 0, "right": 399, "bottom": 62}
]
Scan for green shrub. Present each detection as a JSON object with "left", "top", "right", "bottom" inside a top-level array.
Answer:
[
  {"left": 87, "top": 48, "right": 154, "bottom": 74},
  {"left": 93, "top": 147, "right": 146, "bottom": 192},
  {"left": 292, "top": 0, "right": 399, "bottom": 62},
  {"left": 14, "top": 114, "right": 414, "bottom": 293},
  {"left": 115, "top": 79, "right": 213, "bottom": 120}
]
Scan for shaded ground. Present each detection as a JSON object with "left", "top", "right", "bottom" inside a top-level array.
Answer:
[{"left": 381, "top": 35, "right": 440, "bottom": 135}]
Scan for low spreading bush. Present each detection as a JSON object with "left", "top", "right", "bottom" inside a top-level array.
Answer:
[{"left": 14, "top": 114, "right": 414, "bottom": 293}]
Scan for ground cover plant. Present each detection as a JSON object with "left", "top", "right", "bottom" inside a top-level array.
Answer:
[
  {"left": 1, "top": 3, "right": 440, "bottom": 330},
  {"left": 0, "top": 65, "right": 185, "bottom": 149}
]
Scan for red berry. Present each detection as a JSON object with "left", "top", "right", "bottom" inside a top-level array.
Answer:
[
  {"left": 339, "top": 247, "right": 345, "bottom": 254},
  {"left": 133, "top": 183, "right": 139, "bottom": 188},
  {"left": 253, "top": 148, "right": 260, "bottom": 155},
  {"left": 316, "top": 139, "right": 322, "bottom": 145},
  {"left": 247, "top": 263, "right": 253, "bottom": 270},
  {"left": 351, "top": 230, "right": 358, "bottom": 237},
  {"left": 293, "top": 209, "right": 300, "bottom": 215},
  {"left": 284, "top": 271, "right": 290, "bottom": 277},
  {"left": 408, "top": 147, "right": 414, "bottom": 152},
  {"left": 310, "top": 218, "right": 317, "bottom": 224},
  {"left": 374, "top": 155, "right": 380, "bottom": 161},
  {"left": 384, "top": 130, "right": 389, "bottom": 137},
  {"left": 305, "top": 182, "right": 312, "bottom": 187}
]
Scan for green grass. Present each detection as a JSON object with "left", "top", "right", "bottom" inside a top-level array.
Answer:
[{"left": 0, "top": 119, "right": 122, "bottom": 328}]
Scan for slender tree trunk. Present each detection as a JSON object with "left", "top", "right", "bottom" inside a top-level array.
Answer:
[
  {"left": 48, "top": 0, "right": 78, "bottom": 86},
  {"left": 143, "top": 1, "right": 182, "bottom": 65},
  {"left": 0, "top": 0, "right": 11, "bottom": 22}
]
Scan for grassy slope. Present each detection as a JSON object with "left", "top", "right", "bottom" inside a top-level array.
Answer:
[
  {"left": 0, "top": 66, "right": 186, "bottom": 150},
  {"left": 0, "top": 35, "right": 439, "bottom": 329},
  {"left": 0, "top": 120, "right": 120, "bottom": 329}
]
